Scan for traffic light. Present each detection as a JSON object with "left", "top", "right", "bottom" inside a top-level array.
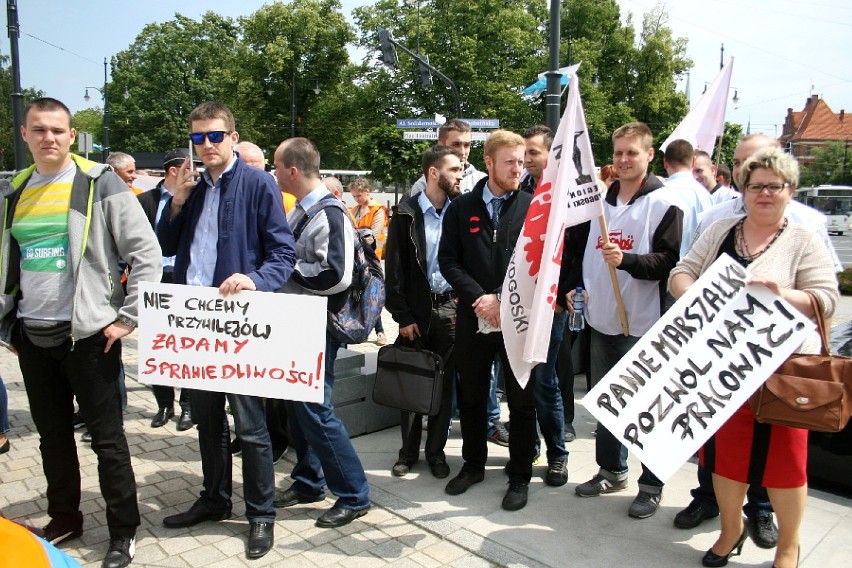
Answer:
[
  {"left": 417, "top": 56, "right": 432, "bottom": 88},
  {"left": 378, "top": 28, "right": 398, "bottom": 68}
]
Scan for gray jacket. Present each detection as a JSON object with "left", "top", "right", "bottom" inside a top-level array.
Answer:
[{"left": 0, "top": 155, "right": 162, "bottom": 344}]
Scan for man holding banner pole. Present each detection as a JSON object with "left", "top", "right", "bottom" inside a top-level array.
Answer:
[{"left": 568, "top": 122, "right": 683, "bottom": 519}]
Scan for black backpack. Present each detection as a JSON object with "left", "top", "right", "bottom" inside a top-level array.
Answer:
[{"left": 293, "top": 196, "right": 386, "bottom": 344}]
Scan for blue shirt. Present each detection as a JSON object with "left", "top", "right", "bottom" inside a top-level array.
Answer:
[
  {"left": 186, "top": 156, "right": 237, "bottom": 286},
  {"left": 483, "top": 183, "right": 507, "bottom": 223},
  {"left": 418, "top": 191, "right": 451, "bottom": 293},
  {"left": 155, "top": 186, "right": 177, "bottom": 272}
]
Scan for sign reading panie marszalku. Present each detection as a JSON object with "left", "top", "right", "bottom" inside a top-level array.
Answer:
[
  {"left": 582, "top": 254, "right": 815, "bottom": 482},
  {"left": 137, "top": 282, "right": 327, "bottom": 403}
]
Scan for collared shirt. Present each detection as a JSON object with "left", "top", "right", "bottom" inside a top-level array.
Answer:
[
  {"left": 156, "top": 185, "right": 177, "bottom": 272},
  {"left": 660, "top": 170, "right": 712, "bottom": 257},
  {"left": 186, "top": 155, "right": 237, "bottom": 286},
  {"left": 482, "top": 183, "right": 507, "bottom": 224},
  {"left": 418, "top": 191, "right": 451, "bottom": 293},
  {"left": 289, "top": 183, "right": 331, "bottom": 228}
]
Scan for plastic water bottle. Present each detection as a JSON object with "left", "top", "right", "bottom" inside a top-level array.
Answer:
[{"left": 569, "top": 287, "right": 585, "bottom": 331}]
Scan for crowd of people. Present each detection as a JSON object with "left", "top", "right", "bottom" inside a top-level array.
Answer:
[{"left": 0, "top": 97, "right": 839, "bottom": 568}]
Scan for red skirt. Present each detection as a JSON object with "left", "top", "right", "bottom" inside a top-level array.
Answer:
[{"left": 700, "top": 402, "right": 808, "bottom": 488}]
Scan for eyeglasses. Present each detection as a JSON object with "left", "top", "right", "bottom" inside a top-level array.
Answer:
[
  {"left": 189, "top": 131, "right": 231, "bottom": 145},
  {"left": 744, "top": 182, "right": 789, "bottom": 194}
]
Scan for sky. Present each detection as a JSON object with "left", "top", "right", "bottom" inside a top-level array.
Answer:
[{"left": 3, "top": 0, "right": 851, "bottom": 141}]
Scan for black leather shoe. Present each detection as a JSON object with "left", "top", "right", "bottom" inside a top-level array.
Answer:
[
  {"left": 315, "top": 504, "right": 369, "bottom": 528},
  {"left": 746, "top": 513, "right": 778, "bottom": 549},
  {"left": 0, "top": 438, "right": 9, "bottom": 454},
  {"left": 429, "top": 460, "right": 450, "bottom": 479},
  {"left": 391, "top": 460, "right": 413, "bottom": 477},
  {"left": 273, "top": 487, "right": 325, "bottom": 508},
  {"left": 151, "top": 407, "right": 174, "bottom": 428},
  {"left": 445, "top": 468, "right": 485, "bottom": 495},
  {"left": 163, "top": 500, "right": 231, "bottom": 528},
  {"left": 502, "top": 482, "right": 529, "bottom": 511},
  {"left": 702, "top": 527, "right": 747, "bottom": 567},
  {"left": 246, "top": 521, "right": 274, "bottom": 559},
  {"left": 102, "top": 535, "right": 135, "bottom": 568},
  {"left": 176, "top": 409, "right": 193, "bottom": 431},
  {"left": 674, "top": 500, "right": 719, "bottom": 529}
]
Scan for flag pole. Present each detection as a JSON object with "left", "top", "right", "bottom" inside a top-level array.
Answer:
[{"left": 597, "top": 214, "right": 629, "bottom": 336}]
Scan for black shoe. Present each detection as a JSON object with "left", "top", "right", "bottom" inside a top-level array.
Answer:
[
  {"left": 176, "top": 409, "right": 193, "bottom": 431},
  {"left": 151, "top": 407, "right": 174, "bottom": 428},
  {"left": 81, "top": 431, "right": 92, "bottom": 443},
  {"left": 0, "top": 438, "right": 9, "bottom": 454},
  {"left": 674, "top": 500, "right": 718, "bottom": 529},
  {"left": 102, "top": 535, "right": 135, "bottom": 568},
  {"left": 162, "top": 500, "right": 232, "bottom": 528},
  {"left": 391, "top": 460, "right": 413, "bottom": 477},
  {"left": 230, "top": 438, "right": 242, "bottom": 457},
  {"left": 429, "top": 460, "right": 451, "bottom": 479},
  {"left": 42, "top": 517, "right": 83, "bottom": 546},
  {"left": 72, "top": 411, "right": 86, "bottom": 430},
  {"left": 702, "top": 527, "right": 748, "bottom": 567},
  {"left": 272, "top": 446, "right": 288, "bottom": 465},
  {"left": 545, "top": 460, "right": 568, "bottom": 487},
  {"left": 746, "top": 513, "right": 778, "bottom": 549},
  {"left": 315, "top": 504, "right": 369, "bottom": 528},
  {"left": 445, "top": 468, "right": 485, "bottom": 495},
  {"left": 246, "top": 521, "right": 274, "bottom": 559},
  {"left": 564, "top": 424, "right": 576, "bottom": 443},
  {"left": 273, "top": 487, "right": 325, "bottom": 508},
  {"left": 502, "top": 482, "right": 529, "bottom": 511}
]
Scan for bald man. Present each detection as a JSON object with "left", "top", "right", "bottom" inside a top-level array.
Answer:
[{"left": 234, "top": 142, "right": 266, "bottom": 170}]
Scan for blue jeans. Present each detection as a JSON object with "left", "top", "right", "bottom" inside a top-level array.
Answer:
[
  {"left": 0, "top": 375, "right": 8, "bottom": 436},
  {"left": 486, "top": 359, "right": 503, "bottom": 429},
  {"left": 286, "top": 334, "right": 370, "bottom": 510},
  {"left": 532, "top": 311, "right": 568, "bottom": 463},
  {"left": 692, "top": 463, "right": 773, "bottom": 518},
  {"left": 590, "top": 328, "right": 663, "bottom": 490},
  {"left": 191, "top": 389, "right": 275, "bottom": 522}
]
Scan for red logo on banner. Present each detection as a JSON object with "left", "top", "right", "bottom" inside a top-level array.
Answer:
[{"left": 521, "top": 182, "right": 554, "bottom": 276}]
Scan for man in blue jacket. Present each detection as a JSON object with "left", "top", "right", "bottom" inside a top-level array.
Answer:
[{"left": 158, "top": 101, "right": 296, "bottom": 560}]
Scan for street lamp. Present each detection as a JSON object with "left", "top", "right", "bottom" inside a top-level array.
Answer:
[
  {"left": 83, "top": 57, "right": 111, "bottom": 162},
  {"left": 266, "top": 71, "right": 320, "bottom": 139}
]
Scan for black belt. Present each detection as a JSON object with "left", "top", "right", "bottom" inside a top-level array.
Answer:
[{"left": 430, "top": 291, "right": 455, "bottom": 303}]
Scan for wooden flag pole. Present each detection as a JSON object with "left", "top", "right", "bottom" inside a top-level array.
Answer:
[{"left": 597, "top": 214, "right": 630, "bottom": 336}]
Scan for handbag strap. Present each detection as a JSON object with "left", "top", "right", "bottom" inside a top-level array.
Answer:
[{"left": 805, "top": 292, "right": 830, "bottom": 356}]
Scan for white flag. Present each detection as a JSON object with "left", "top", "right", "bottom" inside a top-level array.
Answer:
[
  {"left": 660, "top": 57, "right": 734, "bottom": 153},
  {"left": 501, "top": 65, "right": 603, "bottom": 388}
]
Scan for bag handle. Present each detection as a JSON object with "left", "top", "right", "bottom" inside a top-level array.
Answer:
[{"left": 805, "top": 291, "right": 830, "bottom": 356}]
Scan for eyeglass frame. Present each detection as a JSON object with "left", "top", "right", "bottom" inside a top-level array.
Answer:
[
  {"left": 189, "top": 130, "right": 232, "bottom": 145},
  {"left": 743, "top": 182, "right": 790, "bottom": 194}
]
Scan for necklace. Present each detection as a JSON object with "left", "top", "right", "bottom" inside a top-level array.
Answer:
[{"left": 735, "top": 217, "right": 787, "bottom": 263}]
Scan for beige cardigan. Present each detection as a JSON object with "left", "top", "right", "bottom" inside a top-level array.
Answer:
[{"left": 668, "top": 216, "right": 839, "bottom": 354}]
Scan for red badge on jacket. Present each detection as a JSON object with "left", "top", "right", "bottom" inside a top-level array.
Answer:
[{"left": 469, "top": 215, "right": 481, "bottom": 233}]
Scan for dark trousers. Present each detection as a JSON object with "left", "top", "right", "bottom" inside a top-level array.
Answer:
[
  {"left": 265, "top": 398, "right": 290, "bottom": 454},
  {"left": 152, "top": 385, "right": 191, "bottom": 410},
  {"left": 398, "top": 297, "right": 456, "bottom": 464},
  {"left": 16, "top": 325, "right": 139, "bottom": 537},
  {"left": 692, "top": 463, "right": 773, "bottom": 518},
  {"left": 455, "top": 320, "right": 537, "bottom": 483},
  {"left": 556, "top": 328, "right": 576, "bottom": 425}
]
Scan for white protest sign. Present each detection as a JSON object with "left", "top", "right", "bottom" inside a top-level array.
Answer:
[
  {"left": 582, "top": 254, "right": 815, "bottom": 482},
  {"left": 137, "top": 282, "right": 328, "bottom": 403}
]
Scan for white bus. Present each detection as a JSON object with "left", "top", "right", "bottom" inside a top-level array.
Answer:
[{"left": 794, "top": 185, "right": 852, "bottom": 235}]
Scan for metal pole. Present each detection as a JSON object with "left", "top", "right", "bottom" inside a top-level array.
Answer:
[
  {"left": 544, "top": 0, "right": 562, "bottom": 132},
  {"left": 7, "top": 0, "right": 27, "bottom": 169},
  {"left": 102, "top": 58, "right": 110, "bottom": 162},
  {"left": 290, "top": 68, "right": 296, "bottom": 138},
  {"left": 386, "top": 36, "right": 461, "bottom": 117},
  {"left": 720, "top": 43, "right": 724, "bottom": 70}
]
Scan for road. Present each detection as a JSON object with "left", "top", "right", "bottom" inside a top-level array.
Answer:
[{"left": 830, "top": 233, "right": 852, "bottom": 269}]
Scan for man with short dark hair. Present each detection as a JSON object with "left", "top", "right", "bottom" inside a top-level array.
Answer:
[
  {"left": 273, "top": 137, "right": 371, "bottom": 529},
  {"left": 158, "top": 101, "right": 296, "bottom": 560},
  {"left": 693, "top": 150, "right": 738, "bottom": 204},
  {"left": 660, "top": 139, "right": 712, "bottom": 256},
  {"left": 386, "top": 145, "right": 464, "bottom": 479},
  {"left": 2, "top": 97, "right": 162, "bottom": 568},
  {"left": 409, "top": 119, "right": 486, "bottom": 197},
  {"left": 520, "top": 125, "right": 554, "bottom": 194}
]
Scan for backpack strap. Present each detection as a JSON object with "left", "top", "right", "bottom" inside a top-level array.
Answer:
[{"left": 292, "top": 194, "right": 351, "bottom": 240}]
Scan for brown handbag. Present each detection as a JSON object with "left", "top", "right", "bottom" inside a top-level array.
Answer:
[{"left": 749, "top": 293, "right": 852, "bottom": 432}]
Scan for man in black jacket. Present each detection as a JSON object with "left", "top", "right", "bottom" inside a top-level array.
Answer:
[
  {"left": 438, "top": 130, "right": 536, "bottom": 511},
  {"left": 385, "top": 145, "right": 464, "bottom": 479},
  {"left": 137, "top": 149, "right": 192, "bottom": 430}
]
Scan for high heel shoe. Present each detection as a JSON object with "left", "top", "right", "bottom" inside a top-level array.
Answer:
[
  {"left": 772, "top": 545, "right": 800, "bottom": 568},
  {"left": 702, "top": 527, "right": 748, "bottom": 567}
]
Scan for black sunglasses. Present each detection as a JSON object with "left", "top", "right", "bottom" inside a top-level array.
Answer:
[{"left": 189, "top": 131, "right": 231, "bottom": 144}]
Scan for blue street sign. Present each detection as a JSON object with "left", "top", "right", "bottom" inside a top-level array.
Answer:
[{"left": 396, "top": 118, "right": 500, "bottom": 129}]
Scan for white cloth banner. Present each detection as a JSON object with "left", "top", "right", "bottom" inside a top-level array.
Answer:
[
  {"left": 582, "top": 254, "right": 814, "bottom": 482},
  {"left": 137, "top": 282, "right": 328, "bottom": 403},
  {"left": 502, "top": 64, "right": 604, "bottom": 387},
  {"left": 660, "top": 57, "right": 735, "bottom": 153}
]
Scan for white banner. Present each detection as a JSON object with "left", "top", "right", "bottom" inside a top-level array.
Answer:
[
  {"left": 502, "top": 63, "right": 604, "bottom": 387},
  {"left": 137, "top": 282, "right": 328, "bottom": 403},
  {"left": 583, "top": 254, "right": 814, "bottom": 482}
]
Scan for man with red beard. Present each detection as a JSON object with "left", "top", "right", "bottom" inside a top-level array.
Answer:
[
  {"left": 385, "top": 145, "right": 464, "bottom": 480},
  {"left": 438, "top": 130, "right": 536, "bottom": 511}
]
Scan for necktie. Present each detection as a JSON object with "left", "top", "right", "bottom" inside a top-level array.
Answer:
[{"left": 490, "top": 197, "right": 504, "bottom": 225}]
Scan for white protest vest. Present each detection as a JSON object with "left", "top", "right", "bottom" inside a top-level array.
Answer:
[{"left": 583, "top": 191, "right": 676, "bottom": 337}]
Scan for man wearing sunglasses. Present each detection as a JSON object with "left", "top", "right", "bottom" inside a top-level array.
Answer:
[{"left": 157, "top": 102, "right": 296, "bottom": 560}]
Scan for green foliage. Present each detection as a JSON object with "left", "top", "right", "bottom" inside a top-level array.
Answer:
[
  {"left": 799, "top": 141, "right": 852, "bottom": 187},
  {"left": 717, "top": 122, "right": 744, "bottom": 171},
  {"left": 0, "top": 51, "right": 44, "bottom": 170},
  {"left": 839, "top": 267, "right": 852, "bottom": 296},
  {"left": 71, "top": 108, "right": 104, "bottom": 145},
  {"left": 356, "top": 123, "right": 428, "bottom": 184}
]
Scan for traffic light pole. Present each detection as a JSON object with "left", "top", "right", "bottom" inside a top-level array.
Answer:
[
  {"left": 378, "top": 28, "right": 461, "bottom": 118},
  {"left": 7, "top": 0, "right": 27, "bottom": 169}
]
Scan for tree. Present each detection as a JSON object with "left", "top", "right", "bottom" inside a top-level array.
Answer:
[
  {"left": 799, "top": 141, "right": 852, "bottom": 187},
  {"left": 0, "top": 51, "right": 44, "bottom": 170},
  {"left": 71, "top": 108, "right": 104, "bottom": 145}
]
